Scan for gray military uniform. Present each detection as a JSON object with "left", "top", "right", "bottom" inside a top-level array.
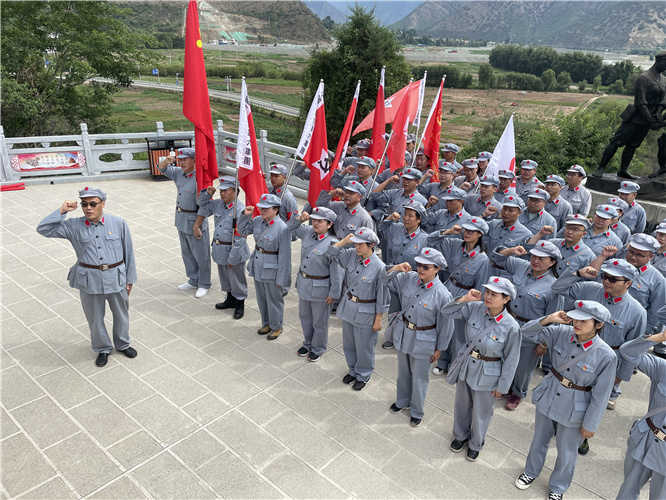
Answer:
[
  {"left": 494, "top": 188, "right": 517, "bottom": 204},
  {"left": 419, "top": 182, "right": 454, "bottom": 212},
  {"left": 370, "top": 189, "right": 427, "bottom": 219},
  {"left": 611, "top": 221, "right": 632, "bottom": 246},
  {"left": 326, "top": 247, "right": 390, "bottom": 382},
  {"left": 493, "top": 251, "right": 562, "bottom": 399},
  {"left": 525, "top": 238, "right": 595, "bottom": 277},
  {"left": 546, "top": 196, "right": 573, "bottom": 231},
  {"left": 422, "top": 208, "right": 473, "bottom": 236},
  {"left": 628, "top": 263, "right": 666, "bottom": 336},
  {"left": 454, "top": 175, "right": 480, "bottom": 193},
  {"left": 330, "top": 171, "right": 378, "bottom": 206},
  {"left": 316, "top": 191, "right": 375, "bottom": 246},
  {"left": 553, "top": 270, "right": 647, "bottom": 401},
  {"left": 652, "top": 250, "right": 666, "bottom": 278},
  {"left": 515, "top": 176, "right": 544, "bottom": 202},
  {"left": 521, "top": 320, "right": 616, "bottom": 496},
  {"left": 382, "top": 271, "right": 453, "bottom": 419},
  {"left": 162, "top": 166, "right": 211, "bottom": 289},
  {"left": 267, "top": 185, "right": 299, "bottom": 224},
  {"left": 617, "top": 336, "right": 666, "bottom": 500},
  {"left": 37, "top": 210, "right": 137, "bottom": 354},
  {"left": 583, "top": 228, "right": 624, "bottom": 256},
  {"left": 622, "top": 201, "right": 647, "bottom": 234},
  {"left": 560, "top": 185, "right": 592, "bottom": 216},
  {"left": 197, "top": 192, "right": 250, "bottom": 300},
  {"left": 443, "top": 301, "right": 521, "bottom": 452},
  {"left": 463, "top": 194, "right": 503, "bottom": 218},
  {"left": 519, "top": 209, "right": 558, "bottom": 238},
  {"left": 483, "top": 220, "right": 532, "bottom": 278},
  {"left": 238, "top": 213, "right": 292, "bottom": 330},
  {"left": 288, "top": 219, "right": 344, "bottom": 356}
]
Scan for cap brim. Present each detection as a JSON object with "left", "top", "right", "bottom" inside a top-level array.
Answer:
[
  {"left": 414, "top": 255, "right": 437, "bottom": 266},
  {"left": 349, "top": 236, "right": 368, "bottom": 243},
  {"left": 530, "top": 248, "right": 552, "bottom": 258},
  {"left": 503, "top": 203, "right": 523, "bottom": 209},
  {"left": 630, "top": 243, "right": 656, "bottom": 252},
  {"left": 461, "top": 223, "right": 482, "bottom": 232},
  {"left": 482, "top": 283, "right": 514, "bottom": 299},
  {"left": 600, "top": 266, "right": 629, "bottom": 278},
  {"left": 566, "top": 309, "right": 595, "bottom": 321},
  {"left": 617, "top": 189, "right": 634, "bottom": 194},
  {"left": 256, "top": 202, "right": 279, "bottom": 208},
  {"left": 309, "top": 213, "right": 330, "bottom": 221},
  {"left": 595, "top": 212, "right": 614, "bottom": 219}
]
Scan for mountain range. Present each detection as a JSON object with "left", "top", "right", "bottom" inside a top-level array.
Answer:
[{"left": 304, "top": 1, "right": 423, "bottom": 26}]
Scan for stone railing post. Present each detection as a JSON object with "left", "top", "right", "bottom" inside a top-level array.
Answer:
[
  {"left": 80, "top": 123, "right": 96, "bottom": 176},
  {"left": 0, "top": 125, "right": 18, "bottom": 182}
]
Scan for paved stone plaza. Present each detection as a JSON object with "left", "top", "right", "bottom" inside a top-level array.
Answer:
[{"left": 1, "top": 177, "right": 653, "bottom": 499}]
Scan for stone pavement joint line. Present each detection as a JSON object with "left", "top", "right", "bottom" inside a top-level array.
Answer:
[{"left": 1, "top": 178, "right": 650, "bottom": 499}]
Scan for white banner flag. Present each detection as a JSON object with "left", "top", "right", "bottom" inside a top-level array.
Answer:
[
  {"left": 485, "top": 114, "right": 516, "bottom": 180},
  {"left": 236, "top": 78, "right": 253, "bottom": 171},
  {"left": 412, "top": 71, "right": 427, "bottom": 128}
]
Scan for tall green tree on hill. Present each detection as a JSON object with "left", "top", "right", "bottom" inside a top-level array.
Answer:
[
  {"left": 1, "top": 1, "right": 154, "bottom": 137},
  {"left": 301, "top": 5, "right": 412, "bottom": 144}
]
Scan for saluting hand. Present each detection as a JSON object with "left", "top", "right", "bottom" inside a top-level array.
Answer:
[
  {"left": 206, "top": 186, "right": 216, "bottom": 195},
  {"left": 387, "top": 212, "right": 401, "bottom": 222},
  {"left": 427, "top": 195, "right": 439, "bottom": 207},
  {"left": 390, "top": 175, "right": 400, "bottom": 184},
  {"left": 601, "top": 245, "right": 618, "bottom": 258},
  {"left": 60, "top": 200, "right": 78, "bottom": 214},
  {"left": 449, "top": 224, "right": 462, "bottom": 234},
  {"left": 423, "top": 169, "right": 434, "bottom": 179},
  {"left": 461, "top": 289, "right": 482, "bottom": 302},
  {"left": 461, "top": 182, "right": 471, "bottom": 190},
  {"left": 343, "top": 165, "right": 356, "bottom": 175},
  {"left": 579, "top": 266, "right": 598, "bottom": 279},
  {"left": 540, "top": 225, "right": 554, "bottom": 236},
  {"left": 548, "top": 311, "right": 572, "bottom": 325},
  {"left": 244, "top": 206, "right": 254, "bottom": 215},
  {"left": 511, "top": 246, "right": 527, "bottom": 256},
  {"left": 391, "top": 262, "right": 411, "bottom": 273},
  {"left": 299, "top": 211, "right": 310, "bottom": 222},
  {"left": 485, "top": 205, "right": 498, "bottom": 215}
]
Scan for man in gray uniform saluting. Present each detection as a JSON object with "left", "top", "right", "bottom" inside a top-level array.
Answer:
[{"left": 37, "top": 187, "right": 137, "bottom": 367}]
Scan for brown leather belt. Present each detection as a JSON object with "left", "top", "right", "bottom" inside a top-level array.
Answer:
[
  {"left": 646, "top": 417, "right": 666, "bottom": 441},
  {"left": 449, "top": 277, "right": 473, "bottom": 290},
  {"left": 300, "top": 270, "right": 329, "bottom": 280},
  {"left": 347, "top": 291, "right": 376, "bottom": 304},
  {"left": 256, "top": 246, "right": 278, "bottom": 255},
  {"left": 490, "top": 261, "right": 505, "bottom": 270},
  {"left": 514, "top": 314, "right": 531, "bottom": 323},
  {"left": 470, "top": 349, "right": 501, "bottom": 362},
  {"left": 551, "top": 367, "right": 592, "bottom": 392},
  {"left": 176, "top": 206, "right": 198, "bottom": 213},
  {"left": 213, "top": 239, "right": 232, "bottom": 245},
  {"left": 402, "top": 315, "right": 436, "bottom": 331},
  {"left": 79, "top": 260, "right": 124, "bottom": 271}
]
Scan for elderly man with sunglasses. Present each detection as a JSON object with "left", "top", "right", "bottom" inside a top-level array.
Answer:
[{"left": 37, "top": 187, "right": 137, "bottom": 367}]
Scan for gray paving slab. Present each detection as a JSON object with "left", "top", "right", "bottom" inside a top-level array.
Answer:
[{"left": 0, "top": 178, "right": 655, "bottom": 499}]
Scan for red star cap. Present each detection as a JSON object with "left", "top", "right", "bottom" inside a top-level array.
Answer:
[
  {"left": 493, "top": 278, "right": 500, "bottom": 283},
  {"left": 84, "top": 187, "right": 89, "bottom": 190},
  {"left": 578, "top": 301, "right": 583, "bottom": 307}
]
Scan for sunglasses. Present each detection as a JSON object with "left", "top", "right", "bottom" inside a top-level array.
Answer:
[
  {"left": 80, "top": 201, "right": 101, "bottom": 208},
  {"left": 600, "top": 272, "right": 627, "bottom": 284},
  {"left": 416, "top": 263, "right": 434, "bottom": 270}
]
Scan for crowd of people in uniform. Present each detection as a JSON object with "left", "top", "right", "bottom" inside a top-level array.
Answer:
[{"left": 36, "top": 139, "right": 666, "bottom": 500}]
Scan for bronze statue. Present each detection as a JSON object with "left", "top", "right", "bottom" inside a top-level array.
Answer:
[{"left": 593, "top": 51, "right": 666, "bottom": 180}]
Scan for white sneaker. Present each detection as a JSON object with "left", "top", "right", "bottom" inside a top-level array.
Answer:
[
  {"left": 432, "top": 367, "right": 446, "bottom": 376},
  {"left": 195, "top": 288, "right": 209, "bottom": 298},
  {"left": 178, "top": 282, "right": 196, "bottom": 290},
  {"left": 607, "top": 399, "right": 616, "bottom": 410}
]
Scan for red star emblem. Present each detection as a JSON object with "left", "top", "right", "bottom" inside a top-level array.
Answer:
[
  {"left": 613, "top": 261, "right": 619, "bottom": 265},
  {"left": 578, "top": 301, "right": 584, "bottom": 308},
  {"left": 493, "top": 278, "right": 500, "bottom": 283},
  {"left": 85, "top": 187, "right": 89, "bottom": 190}
]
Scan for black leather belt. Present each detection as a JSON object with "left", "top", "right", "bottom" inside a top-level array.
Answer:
[
  {"left": 470, "top": 349, "right": 501, "bottom": 362},
  {"left": 300, "top": 270, "right": 329, "bottom": 280},
  {"left": 79, "top": 260, "right": 124, "bottom": 271},
  {"left": 551, "top": 367, "right": 592, "bottom": 392},
  {"left": 213, "top": 239, "right": 232, "bottom": 245},
  {"left": 256, "top": 246, "right": 278, "bottom": 255},
  {"left": 450, "top": 277, "right": 473, "bottom": 290},
  {"left": 402, "top": 315, "right": 436, "bottom": 331},
  {"left": 176, "top": 206, "right": 197, "bottom": 213},
  {"left": 347, "top": 291, "right": 376, "bottom": 303},
  {"left": 490, "top": 261, "right": 505, "bottom": 270},
  {"left": 646, "top": 417, "right": 666, "bottom": 441},
  {"left": 514, "top": 314, "right": 531, "bottom": 323}
]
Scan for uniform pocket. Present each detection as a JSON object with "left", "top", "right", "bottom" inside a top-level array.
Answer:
[
  {"left": 105, "top": 233, "right": 120, "bottom": 241},
  {"left": 76, "top": 267, "right": 88, "bottom": 287},
  {"left": 483, "top": 361, "right": 502, "bottom": 376}
]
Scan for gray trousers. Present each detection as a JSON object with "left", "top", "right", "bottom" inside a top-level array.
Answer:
[
  {"left": 616, "top": 438, "right": 666, "bottom": 500},
  {"left": 436, "top": 319, "right": 465, "bottom": 371},
  {"left": 511, "top": 340, "right": 540, "bottom": 399},
  {"left": 217, "top": 262, "right": 247, "bottom": 300},
  {"left": 80, "top": 289, "right": 130, "bottom": 354},
  {"left": 453, "top": 380, "right": 496, "bottom": 452},
  {"left": 342, "top": 320, "right": 378, "bottom": 382},
  {"left": 396, "top": 350, "right": 432, "bottom": 419},
  {"left": 299, "top": 297, "right": 332, "bottom": 355},
  {"left": 255, "top": 279, "right": 284, "bottom": 330},
  {"left": 525, "top": 410, "right": 583, "bottom": 495},
  {"left": 178, "top": 230, "right": 211, "bottom": 289}
]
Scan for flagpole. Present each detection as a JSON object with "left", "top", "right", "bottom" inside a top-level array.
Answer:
[
  {"left": 411, "top": 71, "right": 427, "bottom": 141},
  {"left": 411, "top": 75, "right": 444, "bottom": 170},
  {"left": 232, "top": 159, "right": 240, "bottom": 228},
  {"left": 364, "top": 129, "right": 393, "bottom": 208},
  {"left": 280, "top": 156, "right": 299, "bottom": 201}
]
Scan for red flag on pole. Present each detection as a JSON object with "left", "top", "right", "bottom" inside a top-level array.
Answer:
[
  {"left": 352, "top": 80, "right": 421, "bottom": 136},
  {"left": 183, "top": 0, "right": 218, "bottom": 194},
  {"left": 420, "top": 77, "right": 445, "bottom": 182},
  {"left": 385, "top": 81, "right": 412, "bottom": 172},
  {"left": 296, "top": 81, "right": 331, "bottom": 209},
  {"left": 368, "top": 67, "right": 385, "bottom": 161},
  {"left": 237, "top": 78, "right": 268, "bottom": 216},
  {"left": 332, "top": 81, "right": 360, "bottom": 171}
]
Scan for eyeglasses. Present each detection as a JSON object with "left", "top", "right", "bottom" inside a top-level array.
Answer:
[
  {"left": 600, "top": 273, "right": 628, "bottom": 284},
  {"left": 416, "top": 263, "right": 434, "bottom": 270},
  {"left": 80, "top": 202, "right": 101, "bottom": 208},
  {"left": 563, "top": 226, "right": 585, "bottom": 233}
]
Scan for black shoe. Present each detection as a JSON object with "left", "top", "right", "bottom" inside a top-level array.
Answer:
[
  {"left": 591, "top": 168, "right": 605, "bottom": 177},
  {"left": 297, "top": 346, "right": 309, "bottom": 357},
  {"left": 450, "top": 439, "right": 468, "bottom": 452},
  {"left": 95, "top": 353, "right": 109, "bottom": 367},
  {"left": 307, "top": 352, "right": 320, "bottom": 362},
  {"left": 410, "top": 417, "right": 422, "bottom": 427},
  {"left": 617, "top": 170, "right": 636, "bottom": 180},
  {"left": 118, "top": 347, "right": 137, "bottom": 358},
  {"left": 382, "top": 341, "right": 395, "bottom": 350},
  {"left": 215, "top": 293, "right": 236, "bottom": 310},
  {"left": 389, "top": 403, "right": 407, "bottom": 413},
  {"left": 352, "top": 380, "right": 367, "bottom": 391},
  {"left": 342, "top": 374, "right": 356, "bottom": 385},
  {"left": 466, "top": 448, "right": 479, "bottom": 462},
  {"left": 653, "top": 350, "right": 666, "bottom": 360},
  {"left": 233, "top": 300, "right": 244, "bottom": 320},
  {"left": 578, "top": 438, "right": 589, "bottom": 455},
  {"left": 649, "top": 167, "right": 666, "bottom": 178}
]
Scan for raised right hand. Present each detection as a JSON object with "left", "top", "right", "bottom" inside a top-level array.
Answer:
[
  {"left": 244, "top": 206, "right": 254, "bottom": 215},
  {"left": 462, "top": 289, "right": 483, "bottom": 302},
  {"left": 548, "top": 311, "right": 572, "bottom": 325},
  {"left": 579, "top": 266, "right": 598, "bottom": 279},
  {"left": 300, "top": 211, "right": 310, "bottom": 222},
  {"left": 511, "top": 245, "right": 527, "bottom": 256},
  {"left": 60, "top": 200, "right": 78, "bottom": 214},
  {"left": 206, "top": 186, "right": 216, "bottom": 195},
  {"left": 540, "top": 225, "right": 554, "bottom": 235}
]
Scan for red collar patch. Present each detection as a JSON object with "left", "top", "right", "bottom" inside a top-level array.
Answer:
[
  {"left": 574, "top": 186, "right": 580, "bottom": 192},
  {"left": 631, "top": 201, "right": 636, "bottom": 207},
  {"left": 455, "top": 211, "right": 463, "bottom": 218},
  {"left": 573, "top": 244, "right": 580, "bottom": 251},
  {"left": 187, "top": 172, "right": 193, "bottom": 178},
  {"left": 554, "top": 198, "right": 560, "bottom": 205},
  {"left": 508, "top": 225, "right": 515, "bottom": 232},
  {"left": 425, "top": 281, "right": 434, "bottom": 289},
  {"left": 318, "top": 233, "right": 327, "bottom": 241},
  {"left": 363, "top": 257, "right": 371, "bottom": 266},
  {"left": 268, "top": 219, "right": 275, "bottom": 226},
  {"left": 408, "top": 192, "right": 415, "bottom": 199},
  {"left": 85, "top": 219, "right": 90, "bottom": 227},
  {"left": 583, "top": 339, "right": 594, "bottom": 350},
  {"left": 639, "top": 265, "right": 648, "bottom": 273},
  {"left": 408, "top": 231, "right": 417, "bottom": 239},
  {"left": 276, "top": 188, "right": 282, "bottom": 194},
  {"left": 494, "top": 313, "right": 504, "bottom": 323},
  {"left": 570, "top": 334, "right": 576, "bottom": 343},
  {"left": 227, "top": 203, "right": 234, "bottom": 209},
  {"left": 604, "top": 292, "right": 622, "bottom": 303},
  {"left": 350, "top": 208, "right": 357, "bottom": 215}
]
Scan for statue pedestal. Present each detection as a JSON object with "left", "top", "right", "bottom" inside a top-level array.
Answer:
[{"left": 586, "top": 174, "right": 666, "bottom": 203}]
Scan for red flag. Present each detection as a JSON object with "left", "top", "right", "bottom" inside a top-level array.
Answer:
[
  {"left": 420, "top": 77, "right": 445, "bottom": 183},
  {"left": 353, "top": 80, "right": 421, "bottom": 136},
  {"left": 237, "top": 78, "right": 268, "bottom": 216},
  {"left": 183, "top": 1, "right": 218, "bottom": 194},
  {"left": 385, "top": 82, "right": 411, "bottom": 172},
  {"left": 332, "top": 81, "right": 360, "bottom": 171},
  {"left": 368, "top": 67, "right": 385, "bottom": 161},
  {"left": 296, "top": 81, "right": 331, "bottom": 209}
]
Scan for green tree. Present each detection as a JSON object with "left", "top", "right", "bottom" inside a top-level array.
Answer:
[
  {"left": 592, "top": 75, "right": 602, "bottom": 92},
  {"left": 1, "top": 1, "right": 154, "bottom": 137},
  {"left": 608, "top": 79, "right": 625, "bottom": 94},
  {"left": 578, "top": 80, "right": 587, "bottom": 92},
  {"left": 556, "top": 71, "right": 573, "bottom": 91},
  {"left": 541, "top": 69, "right": 556, "bottom": 91},
  {"left": 302, "top": 6, "right": 412, "bottom": 143},
  {"left": 478, "top": 63, "right": 494, "bottom": 89}
]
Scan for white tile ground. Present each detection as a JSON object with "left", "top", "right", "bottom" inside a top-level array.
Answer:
[{"left": 1, "top": 177, "right": 651, "bottom": 499}]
